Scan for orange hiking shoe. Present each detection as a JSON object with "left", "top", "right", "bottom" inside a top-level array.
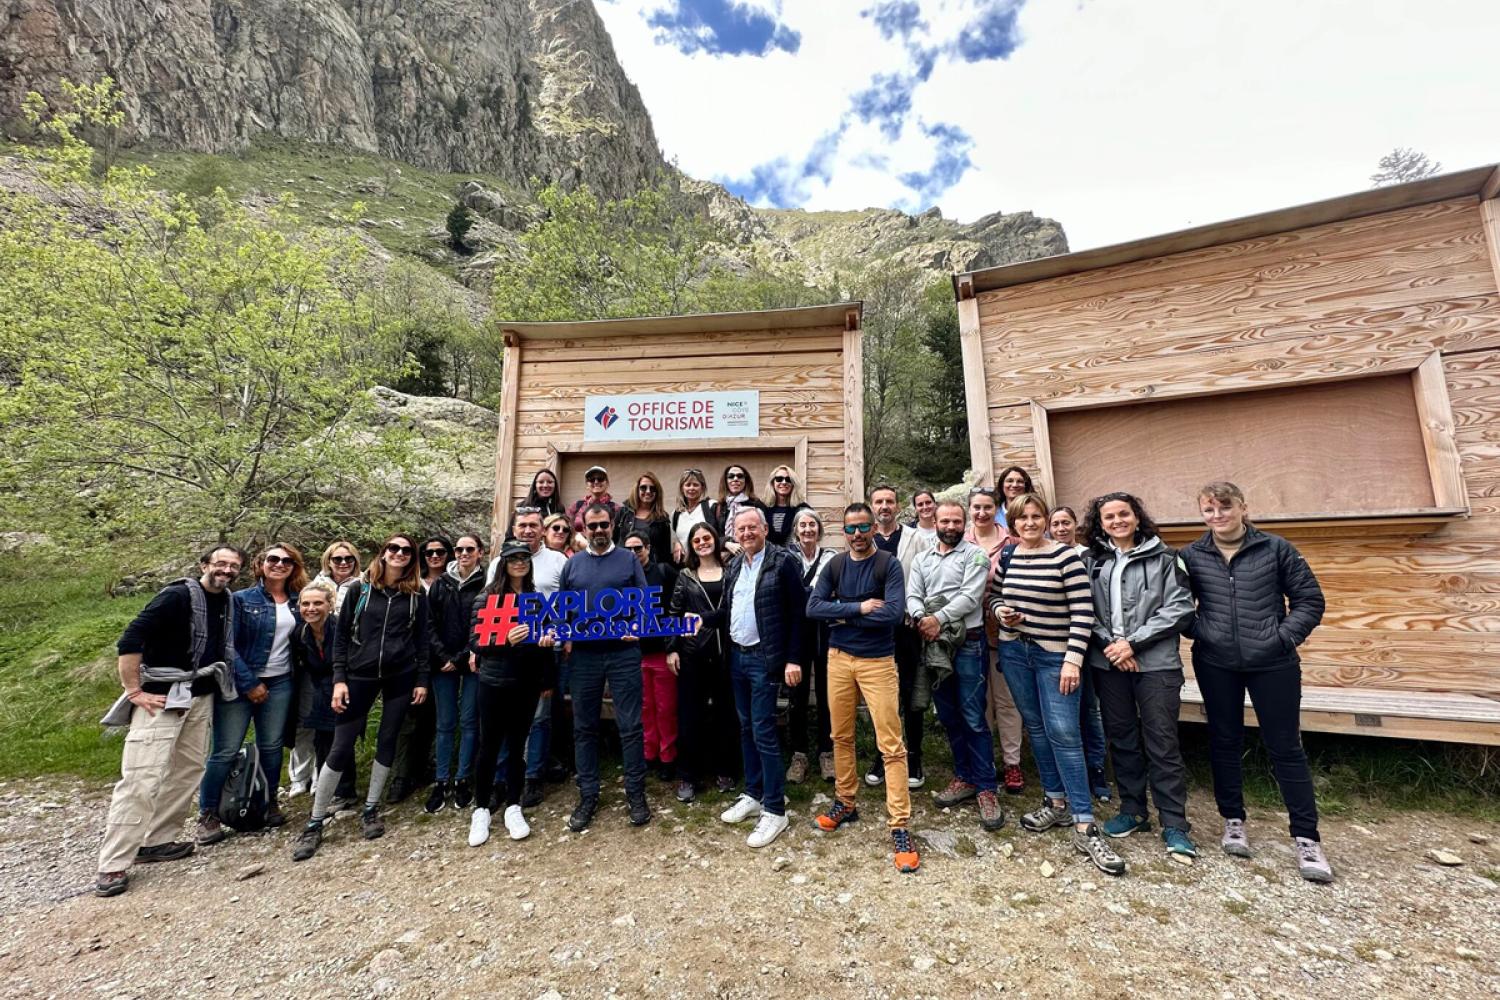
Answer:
[
  {"left": 815, "top": 799, "right": 860, "bottom": 832},
  {"left": 892, "top": 827, "right": 920, "bottom": 873}
]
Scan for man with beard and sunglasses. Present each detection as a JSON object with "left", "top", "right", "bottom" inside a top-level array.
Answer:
[
  {"left": 558, "top": 502, "right": 651, "bottom": 832},
  {"left": 95, "top": 545, "right": 244, "bottom": 897}
]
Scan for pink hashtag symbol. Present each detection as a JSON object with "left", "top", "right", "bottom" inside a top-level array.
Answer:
[{"left": 473, "top": 593, "right": 519, "bottom": 647}]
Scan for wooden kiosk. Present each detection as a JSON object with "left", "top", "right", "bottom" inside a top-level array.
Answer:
[
  {"left": 490, "top": 302, "right": 865, "bottom": 544},
  {"left": 954, "top": 166, "right": 1500, "bottom": 744}
]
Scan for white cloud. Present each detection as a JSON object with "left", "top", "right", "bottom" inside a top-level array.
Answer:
[{"left": 596, "top": 0, "right": 1500, "bottom": 250}]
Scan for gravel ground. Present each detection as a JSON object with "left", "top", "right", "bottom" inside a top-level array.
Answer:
[{"left": 0, "top": 777, "right": 1497, "bottom": 999}]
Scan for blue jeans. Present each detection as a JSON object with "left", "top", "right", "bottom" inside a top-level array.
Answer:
[
  {"left": 432, "top": 669, "right": 478, "bottom": 782},
  {"left": 729, "top": 645, "right": 785, "bottom": 816},
  {"left": 931, "top": 637, "right": 997, "bottom": 792},
  {"left": 570, "top": 647, "right": 645, "bottom": 800},
  {"left": 999, "top": 641, "right": 1093, "bottom": 824},
  {"left": 1079, "top": 665, "right": 1107, "bottom": 773},
  {"left": 199, "top": 671, "right": 295, "bottom": 812}
]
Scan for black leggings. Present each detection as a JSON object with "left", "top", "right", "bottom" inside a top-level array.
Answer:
[
  {"left": 894, "top": 623, "right": 925, "bottom": 767},
  {"left": 787, "top": 625, "right": 832, "bottom": 755},
  {"left": 327, "top": 673, "right": 415, "bottom": 774},
  {"left": 475, "top": 679, "right": 541, "bottom": 809},
  {"left": 676, "top": 651, "right": 741, "bottom": 783},
  {"left": 1196, "top": 663, "right": 1320, "bottom": 841}
]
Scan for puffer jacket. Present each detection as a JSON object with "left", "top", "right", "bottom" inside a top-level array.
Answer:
[
  {"left": 1084, "top": 535, "right": 1195, "bottom": 673},
  {"left": 428, "top": 562, "right": 487, "bottom": 668},
  {"left": 722, "top": 543, "right": 809, "bottom": 674},
  {"left": 1181, "top": 526, "right": 1325, "bottom": 673}
]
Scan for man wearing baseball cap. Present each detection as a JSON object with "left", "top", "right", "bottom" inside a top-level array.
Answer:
[{"left": 567, "top": 466, "right": 617, "bottom": 533}]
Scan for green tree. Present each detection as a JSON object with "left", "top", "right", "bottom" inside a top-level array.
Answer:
[
  {"left": 855, "top": 262, "right": 942, "bottom": 489},
  {"left": 0, "top": 81, "right": 441, "bottom": 561},
  {"left": 446, "top": 202, "right": 475, "bottom": 250}
]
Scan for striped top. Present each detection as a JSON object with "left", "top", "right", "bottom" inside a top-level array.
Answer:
[{"left": 987, "top": 541, "right": 1094, "bottom": 669}]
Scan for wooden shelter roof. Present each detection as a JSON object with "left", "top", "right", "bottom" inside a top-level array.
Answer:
[
  {"left": 954, "top": 164, "right": 1500, "bottom": 298},
  {"left": 498, "top": 302, "right": 863, "bottom": 342}
]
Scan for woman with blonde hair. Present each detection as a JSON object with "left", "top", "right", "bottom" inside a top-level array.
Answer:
[
  {"left": 313, "top": 541, "right": 362, "bottom": 609},
  {"left": 291, "top": 541, "right": 363, "bottom": 798},
  {"left": 764, "top": 464, "right": 811, "bottom": 547},
  {"left": 293, "top": 534, "right": 430, "bottom": 861},
  {"left": 671, "top": 468, "right": 718, "bottom": 563}
]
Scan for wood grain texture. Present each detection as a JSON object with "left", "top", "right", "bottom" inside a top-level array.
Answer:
[
  {"left": 490, "top": 336, "right": 522, "bottom": 544},
  {"left": 1482, "top": 198, "right": 1500, "bottom": 300},
  {"left": 957, "top": 297, "right": 995, "bottom": 485},
  {"left": 1413, "top": 352, "right": 1469, "bottom": 508},
  {"left": 522, "top": 331, "right": 845, "bottom": 362},
  {"left": 843, "top": 327, "right": 865, "bottom": 501}
]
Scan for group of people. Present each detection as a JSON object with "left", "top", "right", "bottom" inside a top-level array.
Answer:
[{"left": 94, "top": 461, "right": 1333, "bottom": 897}]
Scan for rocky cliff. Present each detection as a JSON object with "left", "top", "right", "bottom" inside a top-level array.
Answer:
[{"left": 0, "top": 0, "right": 666, "bottom": 199}]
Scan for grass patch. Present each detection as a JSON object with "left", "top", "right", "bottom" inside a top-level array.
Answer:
[{"left": 1222, "top": 899, "right": 1252, "bottom": 917}]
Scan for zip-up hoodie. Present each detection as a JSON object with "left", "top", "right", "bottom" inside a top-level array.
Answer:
[
  {"left": 429, "top": 561, "right": 487, "bottom": 667},
  {"left": 1084, "top": 535, "right": 1195, "bottom": 673},
  {"left": 333, "top": 582, "right": 431, "bottom": 687}
]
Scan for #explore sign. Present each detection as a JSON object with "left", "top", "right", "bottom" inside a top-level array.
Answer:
[
  {"left": 472, "top": 587, "right": 697, "bottom": 645},
  {"left": 582, "top": 390, "right": 758, "bottom": 441}
]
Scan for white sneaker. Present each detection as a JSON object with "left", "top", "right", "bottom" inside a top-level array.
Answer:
[
  {"left": 468, "top": 807, "right": 491, "bottom": 847},
  {"left": 287, "top": 781, "right": 309, "bottom": 799},
  {"left": 720, "top": 793, "right": 763, "bottom": 824},
  {"left": 747, "top": 811, "right": 789, "bottom": 849},
  {"left": 504, "top": 805, "right": 531, "bottom": 841}
]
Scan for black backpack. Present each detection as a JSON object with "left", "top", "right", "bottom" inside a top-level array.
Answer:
[{"left": 217, "top": 743, "right": 270, "bottom": 831}]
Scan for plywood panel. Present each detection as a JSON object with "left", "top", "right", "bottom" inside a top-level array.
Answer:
[
  {"left": 525, "top": 351, "right": 845, "bottom": 376},
  {"left": 1046, "top": 374, "right": 1435, "bottom": 519},
  {"left": 518, "top": 364, "right": 844, "bottom": 393},
  {"left": 522, "top": 332, "right": 846, "bottom": 362}
]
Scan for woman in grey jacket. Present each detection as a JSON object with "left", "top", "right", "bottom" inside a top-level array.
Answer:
[{"left": 1081, "top": 493, "right": 1198, "bottom": 860}]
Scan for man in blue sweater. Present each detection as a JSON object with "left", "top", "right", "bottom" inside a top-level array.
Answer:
[
  {"left": 807, "top": 503, "right": 920, "bottom": 873},
  {"left": 559, "top": 502, "right": 650, "bottom": 832}
]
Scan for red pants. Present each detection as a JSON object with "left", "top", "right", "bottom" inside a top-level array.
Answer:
[{"left": 641, "top": 652, "right": 678, "bottom": 764}]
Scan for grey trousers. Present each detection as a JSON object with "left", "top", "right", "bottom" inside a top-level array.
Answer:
[{"left": 1092, "top": 667, "right": 1190, "bottom": 831}]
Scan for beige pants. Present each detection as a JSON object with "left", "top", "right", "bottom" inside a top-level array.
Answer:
[
  {"left": 826, "top": 648, "right": 910, "bottom": 828},
  {"left": 986, "top": 646, "right": 1025, "bottom": 766},
  {"left": 97, "top": 694, "right": 212, "bottom": 873}
]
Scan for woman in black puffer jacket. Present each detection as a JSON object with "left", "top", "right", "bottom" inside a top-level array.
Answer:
[
  {"left": 667, "top": 522, "right": 740, "bottom": 801},
  {"left": 1181, "top": 481, "right": 1330, "bottom": 883}
]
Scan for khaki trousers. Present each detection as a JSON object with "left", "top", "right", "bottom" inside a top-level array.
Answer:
[
  {"left": 826, "top": 648, "right": 910, "bottom": 828},
  {"left": 986, "top": 647, "right": 1025, "bottom": 766},
  {"left": 97, "top": 694, "right": 212, "bottom": 873}
]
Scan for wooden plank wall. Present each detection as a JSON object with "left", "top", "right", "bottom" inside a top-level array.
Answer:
[
  {"left": 974, "top": 196, "right": 1500, "bottom": 704},
  {"left": 509, "top": 324, "right": 854, "bottom": 534}
]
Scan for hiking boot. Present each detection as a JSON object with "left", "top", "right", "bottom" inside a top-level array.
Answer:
[
  {"left": 934, "top": 779, "right": 979, "bottom": 809},
  {"left": 520, "top": 777, "right": 543, "bottom": 808},
  {"left": 1295, "top": 837, "right": 1334, "bottom": 883},
  {"left": 1101, "top": 812, "right": 1150, "bottom": 839},
  {"left": 291, "top": 821, "right": 323, "bottom": 862},
  {"left": 819, "top": 751, "right": 836, "bottom": 781},
  {"left": 94, "top": 870, "right": 129, "bottom": 897},
  {"left": 287, "top": 780, "right": 310, "bottom": 799},
  {"left": 1074, "top": 823, "right": 1127, "bottom": 876},
  {"left": 720, "top": 793, "right": 762, "bottom": 824},
  {"left": 453, "top": 778, "right": 473, "bottom": 809},
  {"left": 468, "top": 808, "right": 492, "bottom": 847},
  {"left": 1089, "top": 766, "right": 1111, "bottom": 802},
  {"left": 1163, "top": 827, "right": 1198, "bottom": 859},
  {"left": 1020, "top": 798, "right": 1072, "bottom": 833},
  {"left": 814, "top": 799, "right": 860, "bottom": 833},
  {"left": 361, "top": 806, "right": 385, "bottom": 840},
  {"left": 195, "top": 811, "right": 226, "bottom": 846},
  {"left": 135, "top": 841, "right": 194, "bottom": 864},
  {"left": 675, "top": 780, "right": 696, "bottom": 803},
  {"left": 785, "top": 751, "right": 810, "bottom": 784},
  {"left": 864, "top": 756, "right": 885, "bottom": 787},
  {"left": 543, "top": 759, "right": 569, "bottom": 783},
  {"left": 567, "top": 796, "right": 598, "bottom": 833},
  {"left": 747, "top": 811, "right": 789, "bottom": 849},
  {"left": 628, "top": 796, "right": 652, "bottom": 827},
  {"left": 1221, "top": 818, "right": 1252, "bottom": 858},
  {"left": 424, "top": 781, "right": 449, "bottom": 815},
  {"left": 892, "top": 828, "right": 921, "bottom": 873},
  {"left": 503, "top": 805, "right": 531, "bottom": 841},
  {"left": 907, "top": 761, "right": 926, "bottom": 790},
  {"left": 715, "top": 775, "right": 736, "bottom": 794},
  {"left": 976, "top": 790, "right": 1007, "bottom": 832},
  {"left": 1002, "top": 764, "right": 1026, "bottom": 796},
  {"left": 264, "top": 805, "right": 287, "bottom": 829}
]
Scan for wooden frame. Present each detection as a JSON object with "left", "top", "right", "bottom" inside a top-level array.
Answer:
[
  {"left": 955, "top": 276, "right": 995, "bottom": 486},
  {"left": 489, "top": 332, "right": 523, "bottom": 543},
  {"left": 545, "top": 435, "right": 810, "bottom": 485}
]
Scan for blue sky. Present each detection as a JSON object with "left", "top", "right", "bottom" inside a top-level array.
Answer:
[{"left": 595, "top": 1, "right": 1500, "bottom": 249}]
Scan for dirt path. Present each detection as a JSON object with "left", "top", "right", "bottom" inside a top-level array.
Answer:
[{"left": 1, "top": 778, "right": 1497, "bottom": 999}]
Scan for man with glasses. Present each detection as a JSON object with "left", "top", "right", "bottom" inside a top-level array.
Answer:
[
  {"left": 96, "top": 545, "right": 244, "bottom": 897},
  {"left": 558, "top": 503, "right": 651, "bottom": 831},
  {"left": 867, "top": 485, "right": 934, "bottom": 790},
  {"left": 807, "top": 504, "right": 920, "bottom": 873},
  {"left": 719, "top": 507, "right": 805, "bottom": 849},
  {"left": 567, "top": 466, "right": 616, "bottom": 533}
]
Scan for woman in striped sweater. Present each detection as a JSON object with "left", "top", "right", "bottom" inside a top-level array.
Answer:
[{"left": 989, "top": 492, "right": 1126, "bottom": 876}]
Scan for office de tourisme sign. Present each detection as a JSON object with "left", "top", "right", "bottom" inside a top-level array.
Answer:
[{"left": 582, "top": 391, "right": 759, "bottom": 441}]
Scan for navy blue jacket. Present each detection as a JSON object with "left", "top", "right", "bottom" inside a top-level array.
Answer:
[
  {"left": 1182, "top": 527, "right": 1325, "bottom": 673},
  {"left": 722, "top": 543, "right": 808, "bottom": 674},
  {"left": 231, "top": 582, "right": 301, "bottom": 694}
]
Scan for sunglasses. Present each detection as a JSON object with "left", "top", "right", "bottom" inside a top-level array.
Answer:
[
  {"left": 843, "top": 523, "right": 875, "bottom": 535},
  {"left": 454, "top": 545, "right": 478, "bottom": 554},
  {"left": 625, "top": 544, "right": 645, "bottom": 553},
  {"left": 515, "top": 505, "right": 542, "bottom": 515},
  {"left": 638, "top": 485, "right": 656, "bottom": 493},
  {"left": 682, "top": 468, "right": 704, "bottom": 477},
  {"left": 587, "top": 476, "right": 607, "bottom": 484},
  {"left": 585, "top": 521, "right": 612, "bottom": 532},
  {"left": 330, "top": 555, "right": 356, "bottom": 565},
  {"left": 726, "top": 472, "right": 746, "bottom": 480},
  {"left": 262, "top": 554, "right": 296, "bottom": 567},
  {"left": 772, "top": 476, "right": 792, "bottom": 484},
  {"left": 386, "top": 543, "right": 415, "bottom": 556},
  {"left": 548, "top": 524, "right": 569, "bottom": 532},
  {"left": 424, "top": 549, "right": 449, "bottom": 558}
]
